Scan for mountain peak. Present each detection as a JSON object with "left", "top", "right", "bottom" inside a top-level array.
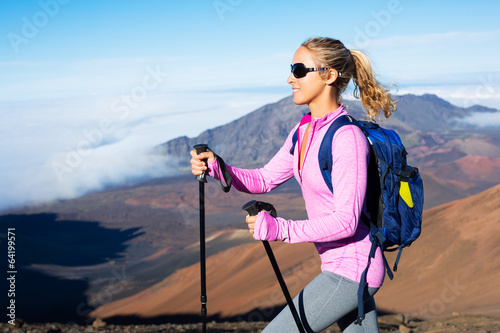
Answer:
[
  {"left": 398, "top": 93, "right": 455, "bottom": 109},
  {"left": 466, "top": 104, "right": 499, "bottom": 113}
]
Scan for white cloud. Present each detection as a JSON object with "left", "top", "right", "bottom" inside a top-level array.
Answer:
[
  {"left": 459, "top": 112, "right": 500, "bottom": 127},
  {"left": 0, "top": 90, "right": 288, "bottom": 212},
  {"left": 3, "top": 148, "right": 173, "bottom": 210},
  {"left": 396, "top": 82, "right": 500, "bottom": 110}
]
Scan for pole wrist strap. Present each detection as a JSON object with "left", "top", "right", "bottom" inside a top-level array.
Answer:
[{"left": 206, "top": 146, "right": 232, "bottom": 193}]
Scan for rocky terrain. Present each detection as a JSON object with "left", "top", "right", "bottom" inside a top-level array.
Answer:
[{"left": 3, "top": 313, "right": 500, "bottom": 332}]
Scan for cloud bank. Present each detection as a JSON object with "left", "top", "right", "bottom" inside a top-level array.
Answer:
[
  {"left": 459, "top": 111, "right": 500, "bottom": 128},
  {"left": 0, "top": 90, "right": 289, "bottom": 212}
]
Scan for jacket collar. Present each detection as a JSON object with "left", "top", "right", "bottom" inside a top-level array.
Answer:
[{"left": 299, "top": 104, "right": 348, "bottom": 131}]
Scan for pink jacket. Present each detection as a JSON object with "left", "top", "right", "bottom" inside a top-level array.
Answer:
[{"left": 208, "top": 104, "right": 385, "bottom": 288}]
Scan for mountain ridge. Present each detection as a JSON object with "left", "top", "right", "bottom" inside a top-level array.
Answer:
[
  {"left": 157, "top": 93, "right": 499, "bottom": 168},
  {"left": 157, "top": 93, "right": 500, "bottom": 209}
]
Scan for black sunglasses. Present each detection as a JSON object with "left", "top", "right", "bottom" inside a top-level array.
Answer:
[{"left": 291, "top": 63, "right": 331, "bottom": 78}]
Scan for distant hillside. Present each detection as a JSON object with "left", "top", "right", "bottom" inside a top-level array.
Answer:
[
  {"left": 377, "top": 182, "right": 500, "bottom": 316},
  {"left": 158, "top": 94, "right": 500, "bottom": 209},
  {"left": 93, "top": 235, "right": 320, "bottom": 320},
  {"left": 93, "top": 183, "right": 500, "bottom": 321},
  {"left": 156, "top": 93, "right": 499, "bottom": 168},
  {"left": 155, "top": 96, "right": 309, "bottom": 168}
]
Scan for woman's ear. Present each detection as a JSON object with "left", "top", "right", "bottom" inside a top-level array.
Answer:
[{"left": 325, "top": 69, "right": 339, "bottom": 85}]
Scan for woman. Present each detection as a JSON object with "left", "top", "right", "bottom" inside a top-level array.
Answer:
[{"left": 190, "top": 37, "right": 396, "bottom": 332}]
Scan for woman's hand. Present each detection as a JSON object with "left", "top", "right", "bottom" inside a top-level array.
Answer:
[
  {"left": 190, "top": 150, "right": 215, "bottom": 176},
  {"left": 246, "top": 214, "right": 257, "bottom": 235}
]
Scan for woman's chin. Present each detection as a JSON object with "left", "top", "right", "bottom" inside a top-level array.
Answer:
[{"left": 292, "top": 94, "right": 307, "bottom": 106}]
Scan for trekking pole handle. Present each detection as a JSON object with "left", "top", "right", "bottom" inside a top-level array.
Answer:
[
  {"left": 242, "top": 200, "right": 277, "bottom": 218},
  {"left": 194, "top": 144, "right": 209, "bottom": 183}
]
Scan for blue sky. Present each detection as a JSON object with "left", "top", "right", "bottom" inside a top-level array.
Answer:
[
  {"left": 1, "top": 0, "right": 499, "bottom": 210},
  {"left": 2, "top": 0, "right": 500, "bottom": 102}
]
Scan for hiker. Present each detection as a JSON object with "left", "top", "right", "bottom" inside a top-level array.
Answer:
[{"left": 190, "top": 37, "right": 397, "bottom": 332}]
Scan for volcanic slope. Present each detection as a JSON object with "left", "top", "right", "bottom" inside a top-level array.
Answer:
[{"left": 93, "top": 183, "right": 500, "bottom": 321}]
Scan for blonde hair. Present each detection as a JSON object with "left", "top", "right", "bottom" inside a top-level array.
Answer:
[{"left": 301, "top": 37, "right": 397, "bottom": 121}]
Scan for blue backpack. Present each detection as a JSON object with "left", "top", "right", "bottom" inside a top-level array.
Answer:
[{"left": 290, "top": 114, "right": 424, "bottom": 324}]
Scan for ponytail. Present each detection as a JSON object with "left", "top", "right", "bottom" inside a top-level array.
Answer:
[
  {"left": 350, "top": 49, "right": 397, "bottom": 121},
  {"left": 301, "top": 37, "right": 397, "bottom": 121}
]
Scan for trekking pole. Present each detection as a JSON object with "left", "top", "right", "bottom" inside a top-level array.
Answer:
[
  {"left": 194, "top": 144, "right": 209, "bottom": 333},
  {"left": 242, "top": 200, "right": 305, "bottom": 333}
]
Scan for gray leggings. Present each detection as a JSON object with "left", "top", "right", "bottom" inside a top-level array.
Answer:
[{"left": 262, "top": 271, "right": 380, "bottom": 333}]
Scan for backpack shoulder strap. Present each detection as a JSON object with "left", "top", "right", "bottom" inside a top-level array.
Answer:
[
  {"left": 318, "top": 115, "right": 360, "bottom": 193},
  {"left": 290, "top": 128, "right": 299, "bottom": 155}
]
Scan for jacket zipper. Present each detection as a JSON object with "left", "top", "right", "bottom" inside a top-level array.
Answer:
[{"left": 299, "top": 120, "right": 316, "bottom": 184}]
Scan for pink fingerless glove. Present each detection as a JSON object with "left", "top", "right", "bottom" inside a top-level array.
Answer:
[{"left": 253, "top": 211, "right": 281, "bottom": 241}]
